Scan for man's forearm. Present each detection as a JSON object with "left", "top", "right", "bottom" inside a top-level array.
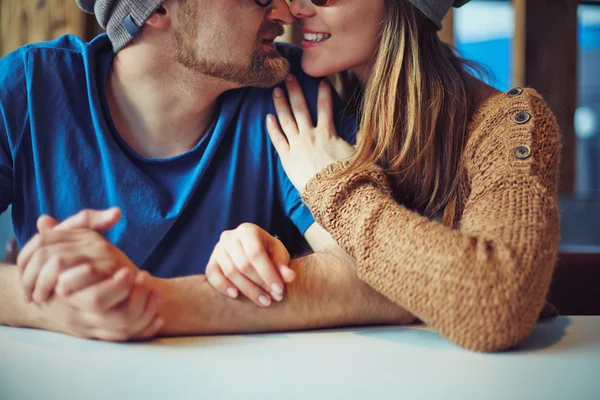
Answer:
[
  {"left": 155, "top": 250, "right": 415, "bottom": 336},
  {"left": 0, "top": 263, "right": 39, "bottom": 328}
]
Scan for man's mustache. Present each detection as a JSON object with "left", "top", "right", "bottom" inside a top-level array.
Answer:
[{"left": 259, "top": 23, "right": 286, "bottom": 40}]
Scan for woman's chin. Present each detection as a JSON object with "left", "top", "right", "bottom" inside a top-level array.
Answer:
[{"left": 301, "top": 61, "right": 341, "bottom": 79}]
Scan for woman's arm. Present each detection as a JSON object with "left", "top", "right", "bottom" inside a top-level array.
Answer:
[{"left": 301, "top": 92, "right": 561, "bottom": 352}]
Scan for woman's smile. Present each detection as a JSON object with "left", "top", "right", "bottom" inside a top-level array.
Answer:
[{"left": 301, "top": 28, "right": 332, "bottom": 49}]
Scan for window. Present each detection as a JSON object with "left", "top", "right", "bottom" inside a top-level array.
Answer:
[
  {"left": 455, "top": 0, "right": 600, "bottom": 247},
  {"left": 576, "top": 4, "right": 600, "bottom": 199},
  {"left": 455, "top": 0, "right": 514, "bottom": 92}
]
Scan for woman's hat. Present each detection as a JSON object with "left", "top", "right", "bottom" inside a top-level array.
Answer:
[{"left": 409, "top": 0, "right": 472, "bottom": 30}]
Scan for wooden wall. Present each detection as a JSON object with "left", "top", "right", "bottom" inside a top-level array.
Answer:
[{"left": 0, "top": 0, "right": 100, "bottom": 57}]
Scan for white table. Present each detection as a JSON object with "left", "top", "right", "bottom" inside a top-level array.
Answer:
[{"left": 1, "top": 316, "right": 599, "bottom": 400}]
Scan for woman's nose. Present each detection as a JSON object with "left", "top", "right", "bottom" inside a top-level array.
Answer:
[{"left": 289, "top": 0, "right": 316, "bottom": 19}]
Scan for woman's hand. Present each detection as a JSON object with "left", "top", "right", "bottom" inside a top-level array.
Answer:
[
  {"left": 205, "top": 223, "right": 295, "bottom": 307},
  {"left": 267, "top": 75, "right": 356, "bottom": 193}
]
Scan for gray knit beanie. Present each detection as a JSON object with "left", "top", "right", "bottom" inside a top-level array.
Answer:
[
  {"left": 76, "top": 0, "right": 166, "bottom": 52},
  {"left": 408, "top": 0, "right": 471, "bottom": 30}
]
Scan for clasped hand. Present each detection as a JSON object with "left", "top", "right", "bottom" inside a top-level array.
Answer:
[{"left": 16, "top": 209, "right": 163, "bottom": 341}]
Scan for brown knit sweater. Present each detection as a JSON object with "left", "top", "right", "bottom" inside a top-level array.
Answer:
[{"left": 302, "top": 88, "right": 561, "bottom": 352}]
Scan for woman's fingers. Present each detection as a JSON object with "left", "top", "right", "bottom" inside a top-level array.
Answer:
[
  {"left": 279, "top": 265, "right": 297, "bottom": 283},
  {"left": 216, "top": 249, "right": 272, "bottom": 307},
  {"left": 223, "top": 239, "right": 266, "bottom": 293},
  {"left": 317, "top": 80, "right": 336, "bottom": 132},
  {"left": 233, "top": 237, "right": 284, "bottom": 301},
  {"left": 206, "top": 255, "right": 239, "bottom": 299},
  {"left": 267, "top": 235, "right": 293, "bottom": 283},
  {"left": 273, "top": 87, "right": 299, "bottom": 138},
  {"left": 266, "top": 114, "right": 290, "bottom": 157},
  {"left": 284, "top": 74, "right": 314, "bottom": 132}
]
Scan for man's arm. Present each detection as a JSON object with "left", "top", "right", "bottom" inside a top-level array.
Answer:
[
  {"left": 0, "top": 263, "right": 39, "bottom": 327},
  {"left": 302, "top": 223, "right": 339, "bottom": 252},
  {"left": 154, "top": 249, "right": 416, "bottom": 336}
]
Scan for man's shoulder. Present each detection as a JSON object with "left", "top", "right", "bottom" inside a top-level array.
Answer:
[
  {"left": 0, "top": 34, "right": 112, "bottom": 106},
  {"left": 2, "top": 34, "right": 103, "bottom": 63},
  {"left": 0, "top": 34, "right": 111, "bottom": 79}
]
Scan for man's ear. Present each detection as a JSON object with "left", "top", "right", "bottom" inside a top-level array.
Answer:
[{"left": 145, "top": 5, "right": 171, "bottom": 30}]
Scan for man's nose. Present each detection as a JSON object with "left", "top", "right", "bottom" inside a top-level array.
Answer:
[{"left": 267, "top": 0, "right": 294, "bottom": 25}]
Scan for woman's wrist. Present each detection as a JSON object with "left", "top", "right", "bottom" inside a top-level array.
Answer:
[{"left": 302, "top": 162, "right": 392, "bottom": 223}]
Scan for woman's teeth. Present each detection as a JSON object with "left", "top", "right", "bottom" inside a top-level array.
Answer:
[{"left": 304, "top": 33, "right": 331, "bottom": 43}]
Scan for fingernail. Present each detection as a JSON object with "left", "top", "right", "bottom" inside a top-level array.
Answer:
[
  {"left": 227, "top": 288, "right": 239, "bottom": 298},
  {"left": 285, "top": 74, "right": 294, "bottom": 83},
  {"left": 135, "top": 271, "right": 146, "bottom": 284},
  {"left": 271, "top": 291, "right": 283, "bottom": 302},
  {"left": 258, "top": 295, "right": 271, "bottom": 307},
  {"left": 271, "top": 283, "right": 283, "bottom": 294},
  {"left": 273, "top": 88, "right": 283, "bottom": 98},
  {"left": 266, "top": 115, "right": 274, "bottom": 124}
]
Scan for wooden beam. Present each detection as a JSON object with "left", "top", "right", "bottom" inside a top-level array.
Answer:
[
  {"left": 438, "top": 8, "right": 455, "bottom": 45},
  {"left": 0, "top": 0, "right": 4, "bottom": 57},
  {"left": 513, "top": 0, "right": 579, "bottom": 195}
]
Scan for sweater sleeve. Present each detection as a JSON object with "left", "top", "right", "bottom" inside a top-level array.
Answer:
[{"left": 301, "top": 90, "right": 561, "bottom": 352}]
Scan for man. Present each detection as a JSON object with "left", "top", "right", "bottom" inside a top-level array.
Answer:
[{"left": 0, "top": 0, "right": 413, "bottom": 341}]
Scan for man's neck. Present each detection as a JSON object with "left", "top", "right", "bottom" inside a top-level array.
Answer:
[{"left": 106, "top": 47, "right": 235, "bottom": 159}]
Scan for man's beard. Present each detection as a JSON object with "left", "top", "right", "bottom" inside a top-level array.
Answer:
[{"left": 174, "top": 9, "right": 289, "bottom": 88}]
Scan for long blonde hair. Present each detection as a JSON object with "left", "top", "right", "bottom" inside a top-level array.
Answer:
[{"left": 344, "top": 0, "right": 481, "bottom": 226}]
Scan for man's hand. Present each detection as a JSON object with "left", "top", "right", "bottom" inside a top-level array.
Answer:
[
  {"left": 17, "top": 209, "right": 134, "bottom": 304},
  {"left": 36, "top": 267, "right": 164, "bottom": 341},
  {"left": 14, "top": 208, "right": 165, "bottom": 341}
]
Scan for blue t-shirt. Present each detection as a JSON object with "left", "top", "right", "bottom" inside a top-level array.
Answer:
[{"left": 0, "top": 34, "right": 356, "bottom": 277}]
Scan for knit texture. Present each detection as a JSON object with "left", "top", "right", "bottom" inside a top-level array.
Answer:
[
  {"left": 76, "top": 0, "right": 165, "bottom": 52},
  {"left": 302, "top": 88, "right": 561, "bottom": 352}
]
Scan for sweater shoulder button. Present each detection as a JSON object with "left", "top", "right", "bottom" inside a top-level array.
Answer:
[{"left": 514, "top": 145, "right": 532, "bottom": 160}]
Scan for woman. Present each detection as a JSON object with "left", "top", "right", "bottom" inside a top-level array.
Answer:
[{"left": 206, "top": 0, "right": 561, "bottom": 352}]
